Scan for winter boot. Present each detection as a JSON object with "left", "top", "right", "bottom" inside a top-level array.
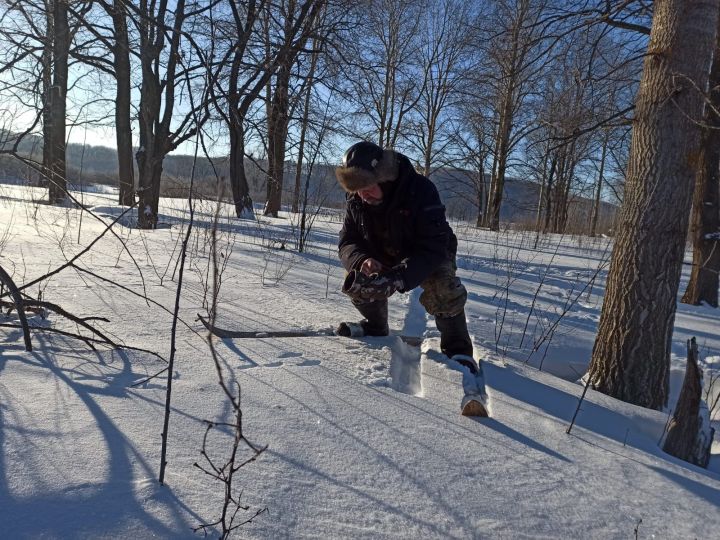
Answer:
[
  {"left": 336, "top": 299, "right": 389, "bottom": 337},
  {"left": 435, "top": 311, "right": 474, "bottom": 360}
]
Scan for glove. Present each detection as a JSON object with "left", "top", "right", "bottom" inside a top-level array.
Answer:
[{"left": 342, "top": 269, "right": 404, "bottom": 302}]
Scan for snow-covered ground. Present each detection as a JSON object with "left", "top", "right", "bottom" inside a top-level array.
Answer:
[{"left": 1, "top": 183, "right": 718, "bottom": 539}]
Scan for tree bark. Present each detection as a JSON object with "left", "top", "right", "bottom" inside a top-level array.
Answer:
[
  {"left": 588, "top": 0, "right": 720, "bottom": 410},
  {"left": 681, "top": 24, "right": 720, "bottom": 307},
  {"left": 475, "top": 170, "right": 485, "bottom": 228}
]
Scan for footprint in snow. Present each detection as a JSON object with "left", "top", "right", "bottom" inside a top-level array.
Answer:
[{"left": 260, "top": 353, "right": 321, "bottom": 368}]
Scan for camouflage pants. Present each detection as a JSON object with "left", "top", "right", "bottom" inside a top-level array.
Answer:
[{"left": 418, "top": 260, "right": 467, "bottom": 318}]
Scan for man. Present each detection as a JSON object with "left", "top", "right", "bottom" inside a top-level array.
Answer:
[{"left": 334, "top": 140, "right": 479, "bottom": 375}]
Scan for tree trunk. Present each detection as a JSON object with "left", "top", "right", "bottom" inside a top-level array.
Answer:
[
  {"left": 264, "top": 58, "right": 291, "bottom": 217},
  {"left": 542, "top": 156, "right": 557, "bottom": 234},
  {"left": 534, "top": 148, "right": 550, "bottom": 234},
  {"left": 551, "top": 151, "right": 567, "bottom": 233},
  {"left": 293, "top": 34, "right": 319, "bottom": 214},
  {"left": 47, "top": 0, "right": 69, "bottom": 205},
  {"left": 588, "top": 0, "right": 720, "bottom": 410},
  {"left": 485, "top": 88, "right": 514, "bottom": 231},
  {"left": 228, "top": 116, "right": 254, "bottom": 218},
  {"left": 41, "top": 3, "right": 53, "bottom": 191},
  {"left": 681, "top": 24, "right": 720, "bottom": 307},
  {"left": 111, "top": 0, "right": 134, "bottom": 207},
  {"left": 136, "top": 0, "right": 164, "bottom": 229},
  {"left": 227, "top": 42, "right": 254, "bottom": 219},
  {"left": 136, "top": 60, "right": 161, "bottom": 230},
  {"left": 590, "top": 131, "right": 609, "bottom": 237},
  {"left": 475, "top": 170, "right": 485, "bottom": 228}
]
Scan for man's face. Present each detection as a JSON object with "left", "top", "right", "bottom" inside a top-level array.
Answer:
[{"left": 357, "top": 183, "right": 383, "bottom": 205}]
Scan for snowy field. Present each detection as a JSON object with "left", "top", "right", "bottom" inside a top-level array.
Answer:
[{"left": 0, "top": 183, "right": 718, "bottom": 539}]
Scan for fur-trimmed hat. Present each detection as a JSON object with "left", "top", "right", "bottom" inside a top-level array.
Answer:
[{"left": 335, "top": 141, "right": 399, "bottom": 192}]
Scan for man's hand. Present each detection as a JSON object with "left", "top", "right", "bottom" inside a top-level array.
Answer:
[
  {"left": 342, "top": 269, "right": 402, "bottom": 302},
  {"left": 360, "top": 258, "right": 384, "bottom": 276}
]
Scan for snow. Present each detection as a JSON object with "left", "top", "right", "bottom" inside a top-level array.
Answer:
[{"left": 0, "top": 183, "right": 719, "bottom": 538}]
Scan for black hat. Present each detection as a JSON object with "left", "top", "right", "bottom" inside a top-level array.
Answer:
[{"left": 335, "top": 141, "right": 398, "bottom": 192}]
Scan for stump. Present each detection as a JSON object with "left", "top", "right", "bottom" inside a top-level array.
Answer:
[{"left": 662, "top": 338, "right": 714, "bottom": 467}]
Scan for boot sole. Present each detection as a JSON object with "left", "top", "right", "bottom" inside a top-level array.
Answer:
[{"left": 461, "top": 397, "right": 489, "bottom": 417}]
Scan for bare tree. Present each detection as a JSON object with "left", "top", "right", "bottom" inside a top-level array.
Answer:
[
  {"left": 341, "top": 0, "right": 426, "bottom": 148},
  {"left": 264, "top": 0, "right": 322, "bottom": 217},
  {"left": 71, "top": 0, "right": 137, "bottom": 206},
  {"left": 211, "top": 0, "right": 323, "bottom": 218},
  {"left": 133, "top": 0, "right": 208, "bottom": 229},
  {"left": 291, "top": 15, "right": 323, "bottom": 213},
  {"left": 482, "top": 0, "right": 549, "bottom": 231},
  {"left": 406, "top": 0, "right": 475, "bottom": 177},
  {"left": 588, "top": 0, "right": 720, "bottom": 409}
]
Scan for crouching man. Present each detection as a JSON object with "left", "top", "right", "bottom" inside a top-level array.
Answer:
[{"left": 335, "top": 140, "right": 479, "bottom": 376}]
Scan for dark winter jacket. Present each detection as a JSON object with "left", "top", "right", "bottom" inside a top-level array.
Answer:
[{"left": 338, "top": 152, "right": 458, "bottom": 291}]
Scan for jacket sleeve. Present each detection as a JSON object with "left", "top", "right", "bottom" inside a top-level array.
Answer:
[
  {"left": 338, "top": 203, "right": 370, "bottom": 272},
  {"left": 397, "top": 181, "right": 452, "bottom": 290}
]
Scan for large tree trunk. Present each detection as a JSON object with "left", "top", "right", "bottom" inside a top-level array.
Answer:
[
  {"left": 551, "top": 151, "right": 568, "bottom": 233},
  {"left": 588, "top": 0, "right": 720, "bottom": 410},
  {"left": 681, "top": 25, "right": 720, "bottom": 307},
  {"left": 47, "top": 0, "right": 69, "bottom": 205},
  {"left": 111, "top": 0, "right": 134, "bottom": 207}
]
